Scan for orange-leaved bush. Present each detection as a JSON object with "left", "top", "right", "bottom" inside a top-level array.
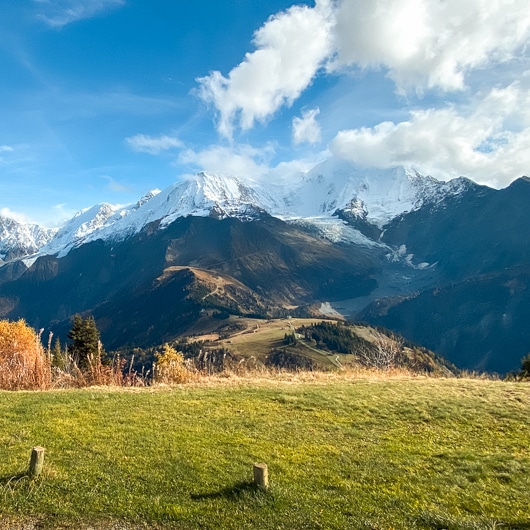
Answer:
[
  {"left": 0, "top": 319, "right": 50, "bottom": 390},
  {"left": 153, "top": 343, "right": 194, "bottom": 384}
]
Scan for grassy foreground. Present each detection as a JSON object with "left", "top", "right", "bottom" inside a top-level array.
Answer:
[{"left": 1, "top": 375, "right": 529, "bottom": 529}]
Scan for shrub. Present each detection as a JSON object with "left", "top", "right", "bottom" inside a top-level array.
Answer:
[
  {"left": 0, "top": 319, "right": 50, "bottom": 390},
  {"left": 153, "top": 343, "right": 194, "bottom": 384}
]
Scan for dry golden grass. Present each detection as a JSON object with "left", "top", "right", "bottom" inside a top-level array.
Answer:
[
  {"left": 157, "top": 364, "right": 433, "bottom": 390},
  {"left": 0, "top": 319, "right": 144, "bottom": 391}
]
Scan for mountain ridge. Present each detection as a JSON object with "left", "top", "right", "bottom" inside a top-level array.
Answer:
[{"left": 1, "top": 159, "right": 477, "bottom": 264}]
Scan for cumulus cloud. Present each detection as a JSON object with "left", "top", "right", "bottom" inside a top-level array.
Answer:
[
  {"left": 292, "top": 108, "right": 322, "bottom": 145},
  {"left": 331, "top": 0, "right": 530, "bottom": 93},
  {"left": 196, "top": 0, "right": 334, "bottom": 138},
  {"left": 265, "top": 155, "right": 328, "bottom": 185},
  {"left": 126, "top": 134, "right": 182, "bottom": 155},
  {"left": 330, "top": 82, "right": 530, "bottom": 187},
  {"left": 179, "top": 143, "right": 328, "bottom": 189},
  {"left": 197, "top": 0, "right": 530, "bottom": 140},
  {"left": 34, "top": 0, "right": 125, "bottom": 28}
]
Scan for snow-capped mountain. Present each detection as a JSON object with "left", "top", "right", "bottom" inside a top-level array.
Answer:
[
  {"left": 1, "top": 158, "right": 529, "bottom": 374},
  {"left": 280, "top": 158, "right": 475, "bottom": 226},
  {"left": 36, "top": 172, "right": 283, "bottom": 258},
  {"left": 0, "top": 159, "right": 474, "bottom": 262},
  {"left": 0, "top": 216, "right": 57, "bottom": 263}
]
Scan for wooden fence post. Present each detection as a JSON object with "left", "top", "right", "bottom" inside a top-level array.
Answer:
[
  {"left": 29, "top": 446, "right": 45, "bottom": 477},
  {"left": 253, "top": 463, "right": 269, "bottom": 490}
]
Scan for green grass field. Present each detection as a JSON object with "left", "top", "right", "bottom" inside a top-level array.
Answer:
[{"left": 1, "top": 376, "right": 529, "bottom": 529}]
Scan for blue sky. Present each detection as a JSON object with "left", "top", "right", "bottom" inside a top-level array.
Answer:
[{"left": 1, "top": 0, "right": 529, "bottom": 226}]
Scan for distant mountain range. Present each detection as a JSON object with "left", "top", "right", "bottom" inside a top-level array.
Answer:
[{"left": 1, "top": 158, "right": 529, "bottom": 374}]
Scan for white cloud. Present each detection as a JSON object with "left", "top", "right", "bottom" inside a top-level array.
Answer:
[
  {"left": 196, "top": 0, "right": 334, "bottom": 138},
  {"left": 331, "top": 0, "right": 530, "bottom": 93},
  {"left": 179, "top": 144, "right": 275, "bottom": 179},
  {"left": 197, "top": 0, "right": 530, "bottom": 140},
  {"left": 292, "top": 108, "right": 322, "bottom": 145},
  {"left": 126, "top": 134, "right": 182, "bottom": 155},
  {"left": 48, "top": 204, "right": 77, "bottom": 227},
  {"left": 264, "top": 155, "right": 328, "bottom": 185},
  {"left": 330, "top": 82, "right": 530, "bottom": 187},
  {"left": 179, "top": 143, "right": 329, "bottom": 190},
  {"left": 34, "top": 0, "right": 125, "bottom": 28},
  {"left": 0, "top": 207, "right": 32, "bottom": 224},
  {"left": 0, "top": 145, "right": 26, "bottom": 174}
]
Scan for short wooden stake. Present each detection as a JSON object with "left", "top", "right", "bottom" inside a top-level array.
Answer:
[
  {"left": 29, "top": 446, "right": 45, "bottom": 477},
  {"left": 253, "top": 463, "right": 269, "bottom": 490}
]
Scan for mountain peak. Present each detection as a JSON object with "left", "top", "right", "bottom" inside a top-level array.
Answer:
[
  {"left": 509, "top": 175, "right": 530, "bottom": 187},
  {"left": 283, "top": 159, "right": 462, "bottom": 227},
  {"left": 135, "top": 189, "right": 161, "bottom": 209},
  {"left": 0, "top": 216, "right": 56, "bottom": 263},
  {"left": 0, "top": 160, "right": 495, "bottom": 262}
]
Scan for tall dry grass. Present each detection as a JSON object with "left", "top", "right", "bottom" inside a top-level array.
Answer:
[
  {"left": 0, "top": 320, "right": 147, "bottom": 391},
  {"left": 49, "top": 347, "right": 145, "bottom": 389}
]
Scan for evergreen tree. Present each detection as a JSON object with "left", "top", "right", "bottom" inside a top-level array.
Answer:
[
  {"left": 50, "top": 338, "right": 65, "bottom": 370},
  {"left": 521, "top": 353, "right": 530, "bottom": 377},
  {"left": 68, "top": 315, "right": 102, "bottom": 371},
  {"left": 51, "top": 337, "right": 67, "bottom": 370}
]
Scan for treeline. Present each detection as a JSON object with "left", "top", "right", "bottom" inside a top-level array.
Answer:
[
  {"left": 297, "top": 321, "right": 374, "bottom": 354},
  {"left": 0, "top": 316, "right": 346, "bottom": 391},
  {"left": 2, "top": 315, "right": 527, "bottom": 391},
  {"left": 294, "top": 321, "right": 461, "bottom": 374}
]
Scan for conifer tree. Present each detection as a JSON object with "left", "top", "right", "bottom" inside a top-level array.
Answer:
[
  {"left": 51, "top": 337, "right": 67, "bottom": 370},
  {"left": 68, "top": 314, "right": 102, "bottom": 371},
  {"left": 521, "top": 353, "right": 530, "bottom": 377}
]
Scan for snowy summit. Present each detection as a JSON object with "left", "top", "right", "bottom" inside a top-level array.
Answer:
[{"left": 2, "top": 158, "right": 476, "bottom": 263}]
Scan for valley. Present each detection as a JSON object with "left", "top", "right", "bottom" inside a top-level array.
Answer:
[{"left": 0, "top": 160, "right": 529, "bottom": 374}]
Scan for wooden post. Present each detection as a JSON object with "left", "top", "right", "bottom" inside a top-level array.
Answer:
[
  {"left": 253, "top": 463, "right": 269, "bottom": 490},
  {"left": 29, "top": 446, "right": 45, "bottom": 477}
]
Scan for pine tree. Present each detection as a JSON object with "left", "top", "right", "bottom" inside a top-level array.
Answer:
[
  {"left": 68, "top": 315, "right": 102, "bottom": 371},
  {"left": 521, "top": 353, "right": 530, "bottom": 377},
  {"left": 51, "top": 337, "right": 67, "bottom": 370}
]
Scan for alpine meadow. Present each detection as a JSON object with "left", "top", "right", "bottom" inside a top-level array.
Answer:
[{"left": 2, "top": 0, "right": 530, "bottom": 528}]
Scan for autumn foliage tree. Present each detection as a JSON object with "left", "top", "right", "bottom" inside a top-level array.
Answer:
[
  {"left": 0, "top": 319, "right": 50, "bottom": 390},
  {"left": 153, "top": 343, "right": 193, "bottom": 384}
]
